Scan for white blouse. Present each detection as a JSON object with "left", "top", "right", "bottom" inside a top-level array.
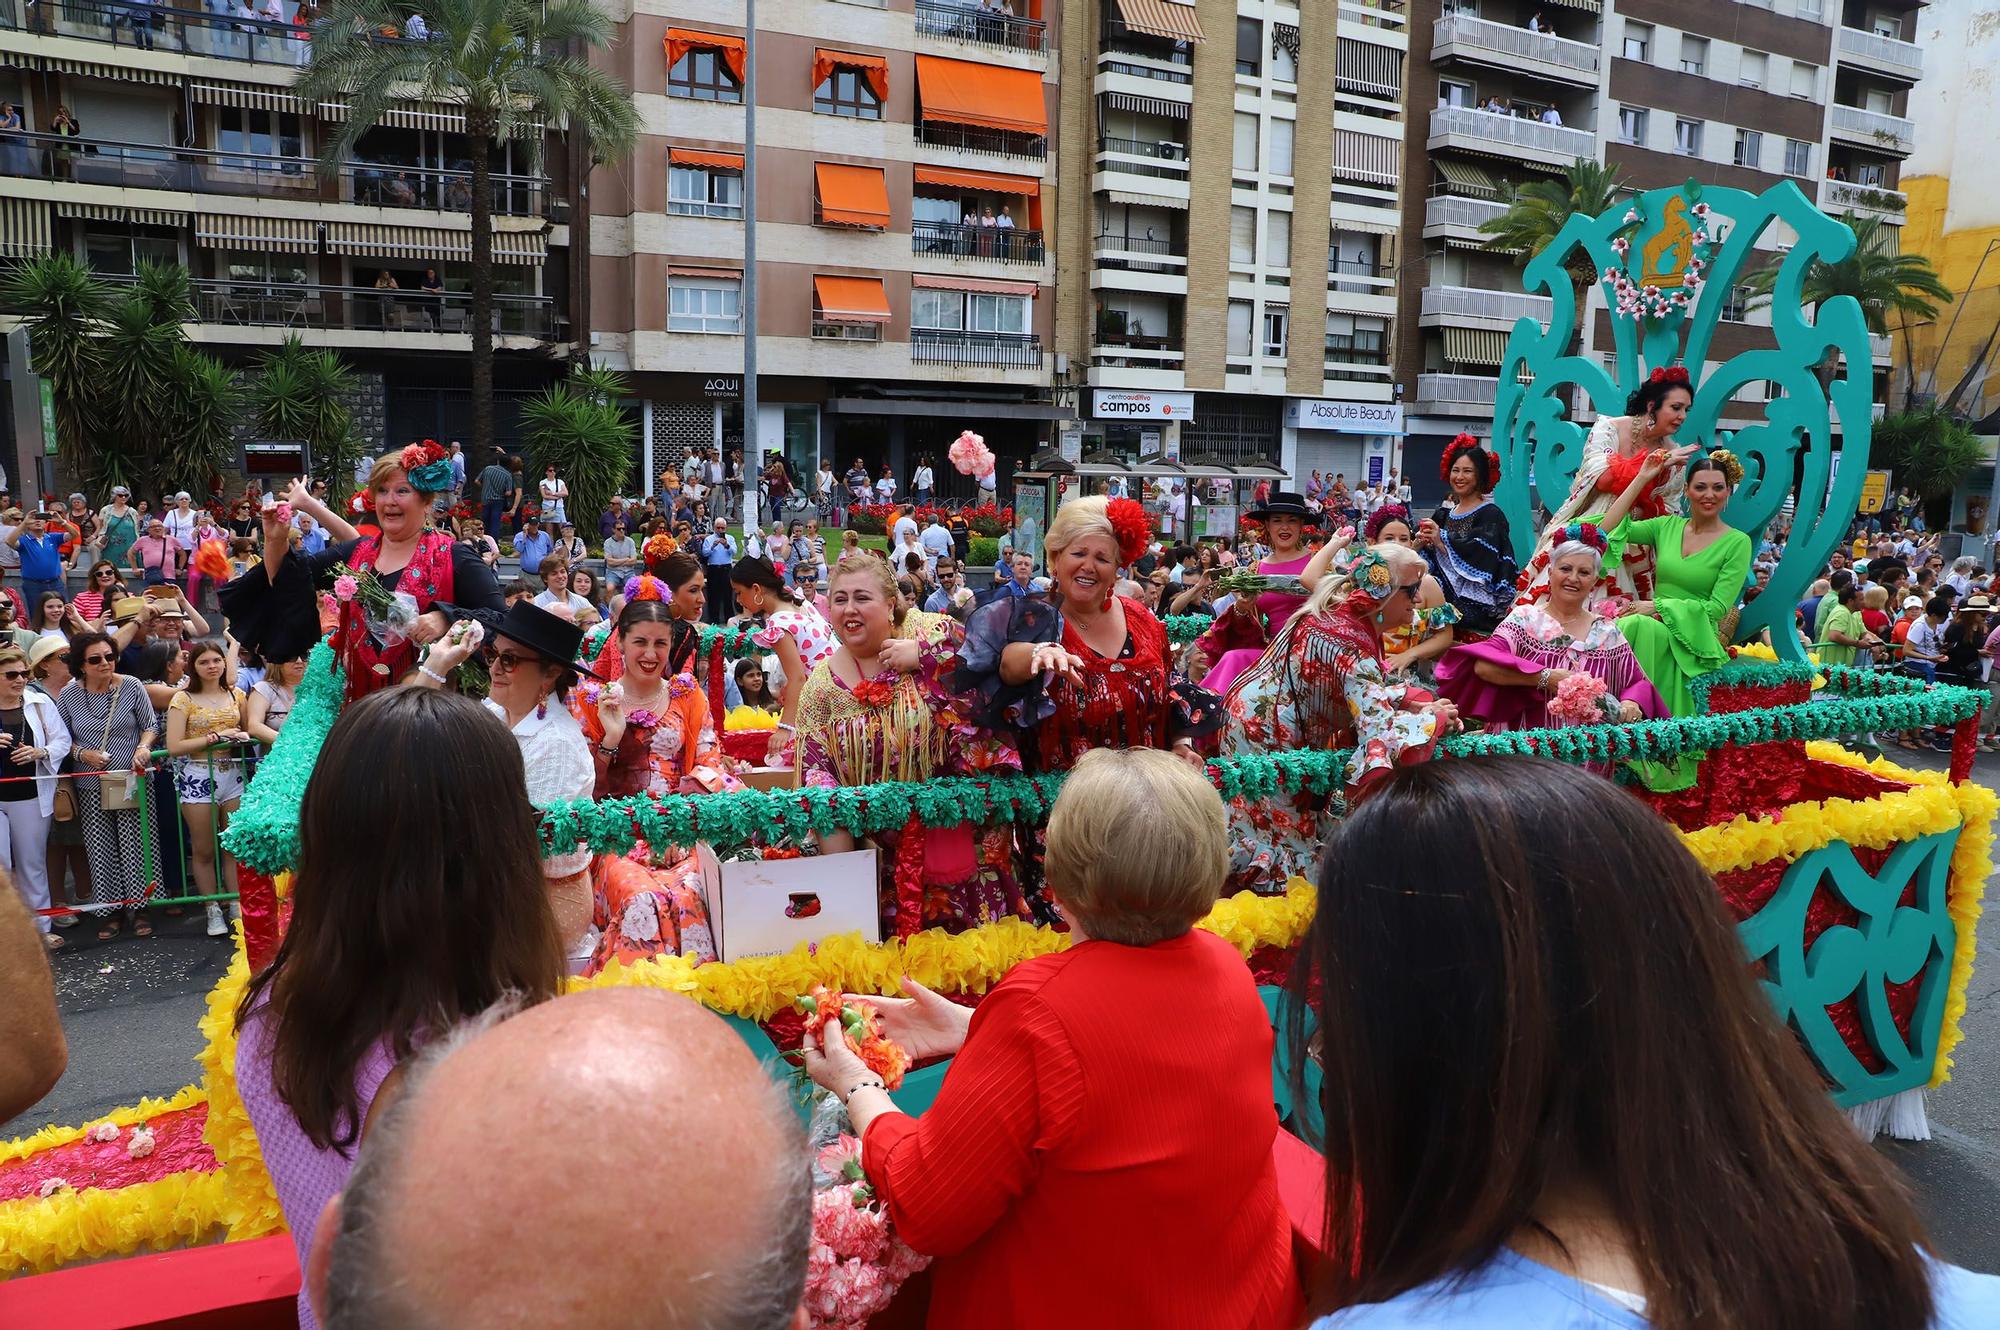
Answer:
[{"left": 485, "top": 697, "right": 594, "bottom": 879}]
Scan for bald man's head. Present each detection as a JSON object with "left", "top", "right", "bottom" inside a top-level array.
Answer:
[{"left": 317, "top": 988, "right": 809, "bottom": 1330}]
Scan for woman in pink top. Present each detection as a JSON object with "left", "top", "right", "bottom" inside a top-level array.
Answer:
[
  {"left": 234, "top": 688, "right": 564, "bottom": 1328},
  {"left": 1200, "top": 491, "right": 1329, "bottom": 695},
  {"left": 730, "top": 554, "right": 836, "bottom": 765},
  {"left": 130, "top": 518, "right": 180, "bottom": 587}
]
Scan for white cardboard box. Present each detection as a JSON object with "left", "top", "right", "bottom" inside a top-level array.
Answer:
[{"left": 699, "top": 844, "right": 881, "bottom": 962}]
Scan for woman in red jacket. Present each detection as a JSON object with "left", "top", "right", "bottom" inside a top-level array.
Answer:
[{"left": 805, "top": 746, "right": 1300, "bottom": 1329}]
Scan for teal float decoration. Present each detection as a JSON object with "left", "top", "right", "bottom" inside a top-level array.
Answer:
[{"left": 1491, "top": 179, "right": 1876, "bottom": 664}]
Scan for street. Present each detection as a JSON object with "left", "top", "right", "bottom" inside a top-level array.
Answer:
[{"left": 7, "top": 749, "right": 2000, "bottom": 1273}]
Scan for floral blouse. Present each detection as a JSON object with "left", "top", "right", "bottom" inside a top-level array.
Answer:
[
  {"left": 795, "top": 629, "right": 1020, "bottom": 789},
  {"left": 572, "top": 674, "right": 734, "bottom": 799}
]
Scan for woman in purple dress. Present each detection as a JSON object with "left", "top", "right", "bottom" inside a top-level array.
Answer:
[{"left": 1197, "top": 490, "right": 1321, "bottom": 695}]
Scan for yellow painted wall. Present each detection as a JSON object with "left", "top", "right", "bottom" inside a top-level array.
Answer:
[{"left": 1900, "top": 174, "right": 2000, "bottom": 420}]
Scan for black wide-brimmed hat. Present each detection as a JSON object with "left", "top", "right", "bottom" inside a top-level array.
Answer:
[
  {"left": 1246, "top": 490, "right": 1311, "bottom": 521},
  {"left": 490, "top": 600, "right": 604, "bottom": 679}
]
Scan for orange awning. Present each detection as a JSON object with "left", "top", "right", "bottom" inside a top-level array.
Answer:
[
  {"left": 1112, "top": 0, "right": 1205, "bottom": 43},
  {"left": 915, "top": 55, "right": 1047, "bottom": 136},
  {"left": 814, "top": 275, "right": 891, "bottom": 323},
  {"left": 814, "top": 162, "right": 890, "bottom": 228},
  {"left": 669, "top": 147, "right": 744, "bottom": 171},
  {"left": 913, "top": 165, "right": 1040, "bottom": 198},
  {"left": 665, "top": 28, "right": 745, "bottom": 84},
  {"left": 813, "top": 48, "right": 889, "bottom": 102},
  {"left": 912, "top": 273, "right": 1037, "bottom": 296}
]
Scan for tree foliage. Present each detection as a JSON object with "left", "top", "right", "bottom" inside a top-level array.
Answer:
[
  {"left": 1871, "top": 406, "right": 1989, "bottom": 500},
  {"left": 246, "top": 336, "right": 363, "bottom": 499},
  {"left": 1480, "top": 158, "right": 1628, "bottom": 355},
  {"left": 1743, "top": 212, "right": 1952, "bottom": 336},
  {"left": 522, "top": 367, "right": 636, "bottom": 531}
]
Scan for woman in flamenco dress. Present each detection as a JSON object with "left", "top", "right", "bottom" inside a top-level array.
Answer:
[
  {"left": 795, "top": 552, "right": 1025, "bottom": 936},
  {"left": 1195, "top": 489, "right": 1319, "bottom": 695},
  {"left": 1219, "top": 541, "right": 1460, "bottom": 895},
  {"left": 1416, "top": 435, "right": 1519, "bottom": 639},
  {"left": 1521, "top": 365, "right": 1701, "bottom": 608}
]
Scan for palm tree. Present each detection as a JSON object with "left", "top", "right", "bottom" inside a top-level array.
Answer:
[
  {"left": 1479, "top": 158, "right": 1627, "bottom": 357},
  {"left": 522, "top": 365, "right": 636, "bottom": 531},
  {"left": 2, "top": 253, "right": 110, "bottom": 485},
  {"left": 1743, "top": 211, "right": 1951, "bottom": 341},
  {"left": 248, "top": 335, "right": 364, "bottom": 498},
  {"left": 298, "top": 0, "right": 639, "bottom": 458}
]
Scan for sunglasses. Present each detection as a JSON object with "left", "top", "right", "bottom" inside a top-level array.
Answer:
[
  {"left": 83, "top": 653, "right": 114, "bottom": 665},
  {"left": 490, "top": 650, "right": 547, "bottom": 673},
  {"left": 0, "top": 669, "right": 26, "bottom": 680},
  {"left": 1398, "top": 580, "right": 1424, "bottom": 598}
]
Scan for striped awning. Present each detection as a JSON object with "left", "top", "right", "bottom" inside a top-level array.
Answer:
[
  {"left": 1442, "top": 327, "right": 1508, "bottom": 366},
  {"left": 1335, "top": 38, "right": 1402, "bottom": 98},
  {"left": 320, "top": 100, "right": 469, "bottom": 134},
  {"left": 1434, "top": 157, "right": 1498, "bottom": 198},
  {"left": 1102, "top": 91, "right": 1189, "bottom": 121},
  {"left": 55, "top": 202, "right": 188, "bottom": 229},
  {"left": 41, "top": 56, "right": 177, "bottom": 86},
  {"left": 197, "top": 213, "right": 317, "bottom": 252},
  {"left": 1545, "top": 0, "right": 1600, "bottom": 10},
  {"left": 325, "top": 222, "right": 546, "bottom": 265},
  {"left": 1112, "top": 0, "right": 1205, "bottom": 43},
  {"left": 1103, "top": 189, "right": 1187, "bottom": 211},
  {"left": 1333, "top": 130, "right": 1400, "bottom": 186},
  {"left": 191, "top": 82, "right": 311, "bottom": 114},
  {"left": 0, "top": 197, "right": 51, "bottom": 258},
  {"left": 1332, "top": 215, "right": 1400, "bottom": 237}
]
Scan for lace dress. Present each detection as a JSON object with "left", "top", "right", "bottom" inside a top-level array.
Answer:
[
  {"left": 1434, "top": 603, "right": 1665, "bottom": 733},
  {"left": 1521, "top": 415, "right": 1688, "bottom": 607}
]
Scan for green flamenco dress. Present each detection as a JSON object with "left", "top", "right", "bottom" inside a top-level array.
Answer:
[{"left": 1612, "top": 515, "right": 1753, "bottom": 791}]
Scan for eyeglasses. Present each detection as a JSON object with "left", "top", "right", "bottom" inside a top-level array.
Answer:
[
  {"left": 96, "top": 569, "right": 116, "bottom": 579},
  {"left": 1398, "top": 580, "right": 1424, "bottom": 598},
  {"left": 0, "top": 669, "right": 27, "bottom": 680},
  {"left": 491, "top": 650, "right": 544, "bottom": 673},
  {"left": 83, "top": 653, "right": 113, "bottom": 665}
]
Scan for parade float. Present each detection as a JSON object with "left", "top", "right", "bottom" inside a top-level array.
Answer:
[{"left": 0, "top": 181, "right": 1990, "bottom": 1325}]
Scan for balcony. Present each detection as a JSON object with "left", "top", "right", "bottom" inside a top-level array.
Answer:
[
  {"left": 912, "top": 220, "right": 1046, "bottom": 264},
  {"left": 0, "top": 131, "right": 549, "bottom": 217},
  {"left": 911, "top": 328, "right": 1041, "bottom": 368},
  {"left": 1837, "top": 26, "right": 1923, "bottom": 83},
  {"left": 180, "top": 279, "right": 555, "bottom": 338},
  {"left": 1415, "top": 372, "right": 1500, "bottom": 413},
  {"left": 812, "top": 321, "right": 882, "bottom": 343},
  {"left": 1093, "top": 330, "right": 1185, "bottom": 370},
  {"left": 1328, "top": 256, "right": 1392, "bottom": 296},
  {"left": 915, "top": 122, "right": 1046, "bottom": 161},
  {"left": 1830, "top": 104, "right": 1914, "bottom": 156},
  {"left": 1339, "top": 0, "right": 1407, "bottom": 33},
  {"left": 1432, "top": 15, "right": 1600, "bottom": 87},
  {"left": 1819, "top": 177, "right": 1907, "bottom": 225},
  {"left": 1418, "top": 284, "right": 1551, "bottom": 331},
  {"left": 1428, "top": 106, "right": 1596, "bottom": 169},
  {"left": 1094, "top": 135, "right": 1188, "bottom": 180},
  {"left": 1, "top": 0, "right": 417, "bottom": 66},
  {"left": 1093, "top": 232, "right": 1185, "bottom": 274},
  {"left": 1423, "top": 193, "right": 1508, "bottom": 243},
  {"left": 1871, "top": 332, "right": 1892, "bottom": 362},
  {"left": 915, "top": 0, "right": 1048, "bottom": 55}
]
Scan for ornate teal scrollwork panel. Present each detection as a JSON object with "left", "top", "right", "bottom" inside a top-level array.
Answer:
[
  {"left": 1492, "top": 179, "right": 1875, "bottom": 664},
  {"left": 1736, "top": 832, "right": 1958, "bottom": 1108}
]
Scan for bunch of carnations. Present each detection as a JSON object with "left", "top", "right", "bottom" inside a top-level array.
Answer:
[
  {"left": 1546, "top": 671, "right": 1619, "bottom": 727},
  {"left": 796, "top": 987, "right": 911, "bottom": 1089},
  {"left": 803, "top": 1135, "right": 929, "bottom": 1330}
]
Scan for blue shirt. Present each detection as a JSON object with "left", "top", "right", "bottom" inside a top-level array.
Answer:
[
  {"left": 1310, "top": 1249, "right": 2000, "bottom": 1330},
  {"left": 699, "top": 532, "right": 738, "bottom": 567},
  {"left": 512, "top": 529, "right": 553, "bottom": 573},
  {"left": 298, "top": 527, "right": 328, "bottom": 556},
  {"left": 16, "top": 531, "right": 63, "bottom": 581}
]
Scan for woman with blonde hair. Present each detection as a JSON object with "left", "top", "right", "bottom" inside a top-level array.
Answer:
[
  {"left": 0, "top": 644, "right": 72, "bottom": 949},
  {"left": 795, "top": 553, "right": 1024, "bottom": 933},
  {"left": 1218, "top": 541, "right": 1459, "bottom": 893},
  {"left": 804, "top": 747, "right": 1299, "bottom": 1328}
]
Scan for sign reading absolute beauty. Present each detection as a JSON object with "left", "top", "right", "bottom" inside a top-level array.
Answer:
[
  {"left": 1284, "top": 398, "right": 1405, "bottom": 434},
  {"left": 1093, "top": 390, "right": 1196, "bottom": 420}
]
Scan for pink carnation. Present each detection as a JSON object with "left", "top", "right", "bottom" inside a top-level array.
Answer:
[
  {"left": 126, "top": 1126, "right": 157, "bottom": 1159},
  {"left": 332, "top": 574, "right": 360, "bottom": 603},
  {"left": 813, "top": 1187, "right": 890, "bottom": 1263},
  {"left": 39, "top": 1177, "right": 70, "bottom": 1198},
  {"left": 1547, "top": 672, "right": 1614, "bottom": 726},
  {"left": 815, "top": 1135, "right": 864, "bottom": 1183},
  {"left": 86, "top": 1121, "right": 120, "bottom": 1143},
  {"left": 273, "top": 502, "right": 294, "bottom": 524}
]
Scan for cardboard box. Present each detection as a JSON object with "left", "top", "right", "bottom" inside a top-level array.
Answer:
[
  {"left": 738, "top": 765, "right": 797, "bottom": 792},
  {"left": 699, "top": 844, "right": 881, "bottom": 962}
]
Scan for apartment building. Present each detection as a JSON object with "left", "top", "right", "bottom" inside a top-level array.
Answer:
[
  {"left": 0, "top": 3, "right": 568, "bottom": 492},
  {"left": 1051, "top": 0, "right": 1411, "bottom": 502},
  {"left": 592, "top": 1, "right": 1060, "bottom": 500},
  {"left": 1395, "top": 0, "right": 1922, "bottom": 506}
]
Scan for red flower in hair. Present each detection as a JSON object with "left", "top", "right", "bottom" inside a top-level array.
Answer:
[
  {"left": 1648, "top": 366, "right": 1691, "bottom": 387},
  {"left": 399, "top": 439, "right": 447, "bottom": 471},
  {"left": 1104, "top": 497, "right": 1153, "bottom": 566},
  {"left": 1438, "top": 433, "right": 1500, "bottom": 486}
]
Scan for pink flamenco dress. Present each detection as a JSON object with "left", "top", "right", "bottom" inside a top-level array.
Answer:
[
  {"left": 1198, "top": 553, "right": 1314, "bottom": 695},
  {"left": 1433, "top": 601, "right": 1666, "bottom": 744}
]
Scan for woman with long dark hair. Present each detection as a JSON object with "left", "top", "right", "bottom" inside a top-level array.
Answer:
[
  {"left": 1293, "top": 756, "right": 1997, "bottom": 1330},
  {"left": 731, "top": 555, "right": 835, "bottom": 767},
  {"left": 234, "top": 688, "right": 563, "bottom": 1330},
  {"left": 1415, "top": 436, "right": 1517, "bottom": 637}
]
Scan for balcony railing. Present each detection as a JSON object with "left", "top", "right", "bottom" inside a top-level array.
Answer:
[
  {"left": 170, "top": 279, "right": 556, "bottom": 337},
  {"left": 1820, "top": 177, "right": 1908, "bottom": 218},
  {"left": 1416, "top": 372, "right": 1500, "bottom": 407},
  {"left": 1339, "top": 0, "right": 1407, "bottom": 32},
  {"left": 915, "top": 122, "right": 1046, "bottom": 160},
  {"left": 1097, "top": 55, "right": 1193, "bottom": 85},
  {"left": 1093, "top": 331, "right": 1184, "bottom": 369},
  {"left": 1424, "top": 193, "right": 1508, "bottom": 233},
  {"left": 911, "top": 328, "right": 1040, "bottom": 367},
  {"left": 1095, "top": 135, "right": 1189, "bottom": 181},
  {"left": 1094, "top": 232, "right": 1183, "bottom": 273},
  {"left": 811, "top": 321, "right": 882, "bottom": 342},
  {"left": 0, "top": 131, "right": 548, "bottom": 217},
  {"left": 912, "top": 220, "right": 1045, "bottom": 264},
  {"left": 1831, "top": 104, "right": 1915, "bottom": 152},
  {"left": 1432, "top": 14, "right": 1601, "bottom": 80},
  {"left": 0, "top": 0, "right": 421, "bottom": 66},
  {"left": 1420, "top": 284, "right": 1552, "bottom": 325},
  {"left": 1837, "top": 26, "right": 1923, "bottom": 80},
  {"left": 1429, "top": 105, "right": 1596, "bottom": 163},
  {"left": 915, "top": 0, "right": 1047, "bottom": 54}
]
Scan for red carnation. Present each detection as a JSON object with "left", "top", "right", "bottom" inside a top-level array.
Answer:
[
  {"left": 1439, "top": 433, "right": 1500, "bottom": 486},
  {"left": 1104, "top": 497, "right": 1152, "bottom": 566}
]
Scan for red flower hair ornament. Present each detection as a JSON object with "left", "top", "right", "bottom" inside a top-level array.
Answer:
[
  {"left": 1438, "top": 433, "right": 1500, "bottom": 486},
  {"left": 1648, "top": 365, "right": 1692, "bottom": 387},
  {"left": 1105, "top": 497, "right": 1153, "bottom": 566}
]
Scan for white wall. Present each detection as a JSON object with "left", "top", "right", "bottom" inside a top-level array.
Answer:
[{"left": 1904, "top": 0, "right": 2000, "bottom": 232}]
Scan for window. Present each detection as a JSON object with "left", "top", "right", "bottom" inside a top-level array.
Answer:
[
  {"left": 1326, "top": 313, "right": 1388, "bottom": 366},
  {"left": 1268, "top": 118, "right": 1295, "bottom": 178},
  {"left": 226, "top": 252, "right": 308, "bottom": 286},
  {"left": 1233, "top": 113, "right": 1259, "bottom": 173},
  {"left": 1721, "top": 284, "right": 1749, "bottom": 321},
  {"left": 1739, "top": 50, "right": 1768, "bottom": 89},
  {"left": 1784, "top": 137, "right": 1812, "bottom": 177},
  {"left": 669, "top": 165, "right": 744, "bottom": 218},
  {"left": 1680, "top": 35, "right": 1707, "bottom": 75},
  {"left": 1854, "top": 161, "right": 1887, "bottom": 187},
  {"left": 668, "top": 276, "right": 741, "bottom": 333},
  {"left": 1864, "top": 87, "right": 1893, "bottom": 114},
  {"left": 1262, "top": 304, "right": 1289, "bottom": 359},
  {"left": 1227, "top": 299, "right": 1253, "bottom": 357},
  {"left": 669, "top": 48, "right": 743, "bottom": 103},
  {"left": 1789, "top": 61, "right": 1816, "bottom": 99},
  {"left": 1230, "top": 206, "right": 1257, "bottom": 265},
  {"left": 911, "top": 288, "right": 962, "bottom": 331},
  {"left": 1236, "top": 17, "right": 1262, "bottom": 77},
  {"left": 1618, "top": 105, "right": 1648, "bottom": 146},
  {"left": 1675, "top": 118, "right": 1703, "bottom": 157},
  {"left": 969, "top": 292, "right": 1029, "bottom": 334},
  {"left": 816, "top": 66, "right": 883, "bottom": 119},
  {"left": 82, "top": 224, "right": 179, "bottom": 276},
  {"left": 1270, "top": 29, "right": 1298, "bottom": 84},
  {"left": 1621, "top": 21, "right": 1651, "bottom": 62},
  {"left": 1796, "top": 0, "right": 1823, "bottom": 21},
  {"left": 1733, "top": 129, "right": 1763, "bottom": 170},
  {"left": 1439, "top": 79, "right": 1474, "bottom": 108},
  {"left": 1264, "top": 210, "right": 1291, "bottom": 269},
  {"left": 218, "top": 108, "right": 303, "bottom": 164}
]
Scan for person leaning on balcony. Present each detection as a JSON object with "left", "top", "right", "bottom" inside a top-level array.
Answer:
[
  {"left": 46, "top": 106, "right": 80, "bottom": 181},
  {"left": 0, "top": 105, "right": 28, "bottom": 179}
]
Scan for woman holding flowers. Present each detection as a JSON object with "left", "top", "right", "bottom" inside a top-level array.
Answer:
[
  {"left": 1415, "top": 435, "right": 1518, "bottom": 637},
  {"left": 1195, "top": 490, "right": 1319, "bottom": 694},
  {"left": 220, "top": 442, "right": 505, "bottom": 696},
  {"left": 1366, "top": 505, "right": 1457, "bottom": 676},
  {"left": 797, "top": 553, "right": 1024, "bottom": 934}
]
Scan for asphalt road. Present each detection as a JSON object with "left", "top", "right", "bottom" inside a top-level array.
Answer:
[{"left": 8, "top": 748, "right": 2000, "bottom": 1273}]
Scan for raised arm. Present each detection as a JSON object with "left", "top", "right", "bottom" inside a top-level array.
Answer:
[
  {"left": 284, "top": 476, "right": 358, "bottom": 544},
  {"left": 1596, "top": 448, "right": 1670, "bottom": 533},
  {"left": 1297, "top": 525, "right": 1357, "bottom": 592}
]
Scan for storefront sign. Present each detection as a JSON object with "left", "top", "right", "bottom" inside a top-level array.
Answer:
[
  {"left": 1058, "top": 420, "right": 1084, "bottom": 464},
  {"left": 703, "top": 376, "right": 742, "bottom": 399},
  {"left": 1093, "top": 390, "right": 1195, "bottom": 421},
  {"left": 1284, "top": 399, "right": 1405, "bottom": 434}
]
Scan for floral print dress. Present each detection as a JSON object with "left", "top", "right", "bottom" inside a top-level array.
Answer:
[
  {"left": 795, "top": 625, "right": 1025, "bottom": 934},
  {"left": 572, "top": 673, "right": 741, "bottom": 972},
  {"left": 1218, "top": 604, "right": 1440, "bottom": 894}
]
